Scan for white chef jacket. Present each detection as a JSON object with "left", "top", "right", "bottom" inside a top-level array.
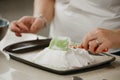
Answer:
[
  {"left": 50, "top": 0, "right": 120, "bottom": 43},
  {"left": 48, "top": 0, "right": 120, "bottom": 54}
]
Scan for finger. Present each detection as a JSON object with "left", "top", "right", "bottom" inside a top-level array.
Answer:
[
  {"left": 15, "top": 32, "right": 22, "bottom": 37},
  {"left": 88, "top": 40, "right": 98, "bottom": 54},
  {"left": 30, "top": 18, "right": 43, "bottom": 33},
  {"left": 96, "top": 43, "right": 108, "bottom": 53},
  {"left": 78, "top": 44, "right": 84, "bottom": 48},
  {"left": 82, "top": 33, "right": 97, "bottom": 50},
  {"left": 17, "top": 21, "right": 29, "bottom": 32},
  {"left": 10, "top": 21, "right": 21, "bottom": 33}
]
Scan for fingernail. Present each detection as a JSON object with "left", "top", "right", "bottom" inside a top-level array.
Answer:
[
  {"left": 81, "top": 45, "right": 84, "bottom": 48},
  {"left": 103, "top": 49, "right": 108, "bottom": 52}
]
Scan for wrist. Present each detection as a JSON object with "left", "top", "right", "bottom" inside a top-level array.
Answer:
[{"left": 34, "top": 14, "right": 48, "bottom": 28}]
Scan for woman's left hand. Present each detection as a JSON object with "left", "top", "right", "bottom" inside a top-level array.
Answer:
[{"left": 79, "top": 28, "right": 120, "bottom": 54}]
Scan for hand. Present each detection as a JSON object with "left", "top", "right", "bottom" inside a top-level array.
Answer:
[
  {"left": 79, "top": 28, "right": 120, "bottom": 54},
  {"left": 10, "top": 16, "right": 44, "bottom": 37}
]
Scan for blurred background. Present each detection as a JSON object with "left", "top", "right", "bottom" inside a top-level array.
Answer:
[{"left": 0, "top": 0, "right": 49, "bottom": 37}]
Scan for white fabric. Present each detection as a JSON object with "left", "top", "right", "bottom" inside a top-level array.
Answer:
[{"left": 50, "top": 0, "right": 120, "bottom": 42}]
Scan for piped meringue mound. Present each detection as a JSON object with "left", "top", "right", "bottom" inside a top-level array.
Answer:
[{"left": 32, "top": 37, "right": 94, "bottom": 70}]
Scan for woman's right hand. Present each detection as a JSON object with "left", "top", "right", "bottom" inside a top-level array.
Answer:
[
  {"left": 79, "top": 28, "right": 120, "bottom": 54},
  {"left": 10, "top": 16, "right": 45, "bottom": 37}
]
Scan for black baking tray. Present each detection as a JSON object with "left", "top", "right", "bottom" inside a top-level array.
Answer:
[
  {"left": 3, "top": 39, "right": 116, "bottom": 75},
  {"left": 3, "top": 39, "right": 51, "bottom": 53}
]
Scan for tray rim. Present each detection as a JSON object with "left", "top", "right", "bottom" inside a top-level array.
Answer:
[{"left": 3, "top": 50, "right": 116, "bottom": 75}]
